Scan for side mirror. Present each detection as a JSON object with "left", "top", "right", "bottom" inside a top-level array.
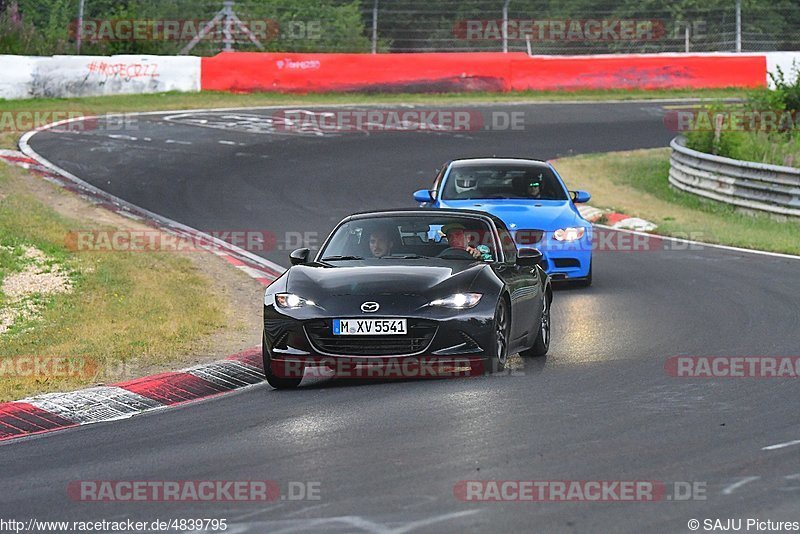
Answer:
[
  {"left": 571, "top": 190, "right": 591, "bottom": 204},
  {"left": 413, "top": 189, "right": 434, "bottom": 203},
  {"left": 516, "top": 248, "right": 543, "bottom": 268},
  {"left": 289, "top": 248, "right": 310, "bottom": 265}
]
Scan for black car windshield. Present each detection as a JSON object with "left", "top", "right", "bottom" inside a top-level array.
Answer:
[
  {"left": 320, "top": 215, "right": 499, "bottom": 262},
  {"left": 441, "top": 164, "right": 568, "bottom": 201}
]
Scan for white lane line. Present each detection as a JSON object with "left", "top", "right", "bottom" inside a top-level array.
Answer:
[
  {"left": 388, "top": 510, "right": 481, "bottom": 533},
  {"left": 253, "top": 512, "right": 481, "bottom": 534},
  {"left": 218, "top": 140, "right": 237, "bottom": 145},
  {"left": 763, "top": 439, "right": 800, "bottom": 451},
  {"left": 267, "top": 517, "right": 386, "bottom": 534},
  {"left": 594, "top": 223, "right": 800, "bottom": 261},
  {"left": 282, "top": 503, "right": 333, "bottom": 518},
  {"left": 229, "top": 503, "right": 287, "bottom": 523},
  {"left": 721, "top": 476, "right": 760, "bottom": 495}
]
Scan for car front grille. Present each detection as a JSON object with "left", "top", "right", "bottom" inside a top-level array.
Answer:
[{"left": 304, "top": 320, "right": 437, "bottom": 356}]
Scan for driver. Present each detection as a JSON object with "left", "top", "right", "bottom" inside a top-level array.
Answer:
[
  {"left": 368, "top": 228, "right": 394, "bottom": 258},
  {"left": 440, "top": 222, "right": 481, "bottom": 259},
  {"left": 452, "top": 171, "right": 478, "bottom": 198}
]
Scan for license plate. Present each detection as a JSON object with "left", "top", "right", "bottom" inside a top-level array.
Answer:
[{"left": 333, "top": 319, "right": 407, "bottom": 336}]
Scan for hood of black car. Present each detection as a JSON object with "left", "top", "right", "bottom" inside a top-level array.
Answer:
[{"left": 288, "top": 260, "right": 485, "bottom": 297}]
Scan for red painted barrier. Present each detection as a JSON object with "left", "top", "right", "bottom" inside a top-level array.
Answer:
[
  {"left": 511, "top": 54, "right": 767, "bottom": 90},
  {"left": 201, "top": 52, "right": 767, "bottom": 94},
  {"left": 201, "top": 52, "right": 515, "bottom": 93}
]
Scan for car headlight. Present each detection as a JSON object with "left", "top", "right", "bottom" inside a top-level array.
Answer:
[
  {"left": 428, "top": 293, "right": 482, "bottom": 309},
  {"left": 275, "top": 293, "right": 315, "bottom": 309},
  {"left": 553, "top": 227, "right": 586, "bottom": 242}
]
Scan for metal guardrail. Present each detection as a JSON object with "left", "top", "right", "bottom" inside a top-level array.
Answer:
[{"left": 669, "top": 136, "right": 800, "bottom": 219}]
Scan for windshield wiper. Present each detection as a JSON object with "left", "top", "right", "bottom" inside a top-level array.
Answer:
[
  {"left": 320, "top": 255, "right": 363, "bottom": 261},
  {"left": 380, "top": 254, "right": 427, "bottom": 259}
]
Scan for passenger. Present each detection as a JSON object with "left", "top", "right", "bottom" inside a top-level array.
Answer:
[
  {"left": 512, "top": 175, "right": 543, "bottom": 199},
  {"left": 526, "top": 179, "right": 542, "bottom": 198},
  {"left": 368, "top": 229, "right": 394, "bottom": 258}
]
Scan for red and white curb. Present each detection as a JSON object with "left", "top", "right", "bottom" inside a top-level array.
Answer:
[
  {"left": 577, "top": 204, "right": 658, "bottom": 232},
  {"left": 0, "top": 349, "right": 264, "bottom": 441},
  {"left": 0, "top": 125, "right": 290, "bottom": 442}
]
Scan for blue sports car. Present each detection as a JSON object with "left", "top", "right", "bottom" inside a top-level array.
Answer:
[{"left": 414, "top": 158, "right": 593, "bottom": 285}]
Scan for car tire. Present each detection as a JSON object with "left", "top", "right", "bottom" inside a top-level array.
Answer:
[
  {"left": 486, "top": 298, "right": 509, "bottom": 374},
  {"left": 263, "top": 339, "right": 303, "bottom": 390},
  {"left": 522, "top": 292, "right": 550, "bottom": 357},
  {"left": 573, "top": 260, "right": 592, "bottom": 287}
]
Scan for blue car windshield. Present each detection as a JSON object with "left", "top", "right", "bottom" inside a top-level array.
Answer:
[{"left": 441, "top": 164, "right": 568, "bottom": 201}]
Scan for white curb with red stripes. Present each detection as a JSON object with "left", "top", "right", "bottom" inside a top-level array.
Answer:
[
  {"left": 577, "top": 204, "right": 658, "bottom": 232},
  {"left": 0, "top": 129, "right": 284, "bottom": 441}
]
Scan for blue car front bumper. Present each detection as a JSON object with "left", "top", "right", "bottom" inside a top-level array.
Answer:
[{"left": 518, "top": 230, "right": 592, "bottom": 280}]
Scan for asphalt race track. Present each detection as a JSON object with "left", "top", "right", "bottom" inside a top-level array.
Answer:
[{"left": 4, "top": 102, "right": 800, "bottom": 533}]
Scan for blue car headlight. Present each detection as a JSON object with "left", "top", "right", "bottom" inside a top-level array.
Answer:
[{"left": 553, "top": 227, "right": 586, "bottom": 242}]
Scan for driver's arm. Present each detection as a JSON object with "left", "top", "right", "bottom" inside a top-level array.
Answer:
[{"left": 465, "top": 246, "right": 481, "bottom": 259}]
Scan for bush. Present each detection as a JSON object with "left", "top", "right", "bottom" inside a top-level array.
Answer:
[
  {"left": 0, "top": 6, "right": 53, "bottom": 54},
  {"left": 685, "top": 63, "right": 800, "bottom": 167},
  {"left": 1, "top": 0, "right": 372, "bottom": 55}
]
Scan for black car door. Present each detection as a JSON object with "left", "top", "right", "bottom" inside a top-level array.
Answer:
[{"left": 493, "top": 224, "right": 542, "bottom": 349}]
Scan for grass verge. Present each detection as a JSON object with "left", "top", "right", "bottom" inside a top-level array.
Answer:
[
  {"left": 0, "top": 87, "right": 748, "bottom": 149},
  {"left": 554, "top": 148, "right": 800, "bottom": 255},
  {"left": 0, "top": 162, "right": 226, "bottom": 401}
]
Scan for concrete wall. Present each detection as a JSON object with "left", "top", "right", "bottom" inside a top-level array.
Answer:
[{"left": 0, "top": 55, "right": 201, "bottom": 100}]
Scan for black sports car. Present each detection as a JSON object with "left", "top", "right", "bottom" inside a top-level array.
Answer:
[{"left": 262, "top": 209, "right": 552, "bottom": 389}]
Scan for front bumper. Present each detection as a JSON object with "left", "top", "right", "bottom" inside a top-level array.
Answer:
[
  {"left": 540, "top": 248, "right": 592, "bottom": 280},
  {"left": 518, "top": 229, "right": 592, "bottom": 280},
  {"left": 263, "top": 304, "right": 496, "bottom": 379},
  {"left": 270, "top": 354, "right": 487, "bottom": 379}
]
